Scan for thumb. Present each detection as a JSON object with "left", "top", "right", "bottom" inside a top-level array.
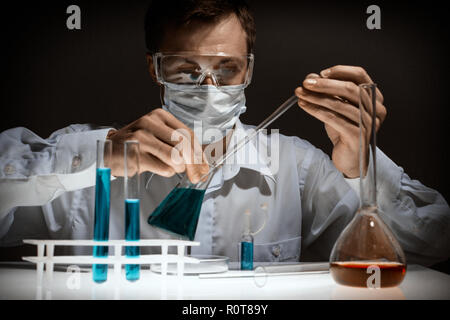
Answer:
[{"left": 185, "top": 155, "right": 210, "bottom": 184}]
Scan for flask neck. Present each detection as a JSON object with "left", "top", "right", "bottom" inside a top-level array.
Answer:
[
  {"left": 243, "top": 209, "right": 252, "bottom": 239},
  {"left": 359, "top": 146, "right": 377, "bottom": 209},
  {"left": 241, "top": 233, "right": 253, "bottom": 243},
  {"left": 358, "top": 83, "right": 378, "bottom": 209}
]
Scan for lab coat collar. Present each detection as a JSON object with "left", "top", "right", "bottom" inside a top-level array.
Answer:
[{"left": 206, "top": 118, "right": 276, "bottom": 193}]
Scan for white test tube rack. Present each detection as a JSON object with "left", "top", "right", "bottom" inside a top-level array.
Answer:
[{"left": 22, "top": 239, "right": 200, "bottom": 288}]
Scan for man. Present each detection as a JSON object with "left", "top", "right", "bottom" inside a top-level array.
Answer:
[{"left": 0, "top": 0, "right": 449, "bottom": 266}]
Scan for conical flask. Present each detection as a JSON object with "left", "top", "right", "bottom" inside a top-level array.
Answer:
[
  {"left": 147, "top": 170, "right": 214, "bottom": 241},
  {"left": 147, "top": 95, "right": 299, "bottom": 241},
  {"left": 329, "top": 83, "right": 407, "bottom": 288}
]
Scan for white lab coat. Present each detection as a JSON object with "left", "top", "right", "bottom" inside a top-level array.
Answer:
[{"left": 0, "top": 120, "right": 449, "bottom": 265}]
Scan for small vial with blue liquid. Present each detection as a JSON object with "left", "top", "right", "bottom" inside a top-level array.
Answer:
[
  {"left": 240, "top": 209, "right": 254, "bottom": 270},
  {"left": 92, "top": 139, "right": 112, "bottom": 283},
  {"left": 124, "top": 141, "right": 141, "bottom": 281}
]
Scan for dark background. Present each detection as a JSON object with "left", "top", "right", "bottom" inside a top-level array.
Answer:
[{"left": 0, "top": 1, "right": 449, "bottom": 272}]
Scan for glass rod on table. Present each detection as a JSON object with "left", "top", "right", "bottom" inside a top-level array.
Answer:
[
  {"left": 124, "top": 141, "right": 141, "bottom": 281},
  {"left": 92, "top": 139, "right": 112, "bottom": 283}
]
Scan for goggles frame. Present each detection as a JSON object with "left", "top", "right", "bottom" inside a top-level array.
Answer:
[{"left": 153, "top": 52, "right": 255, "bottom": 88}]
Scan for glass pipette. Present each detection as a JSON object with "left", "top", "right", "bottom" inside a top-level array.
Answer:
[
  {"left": 147, "top": 94, "right": 299, "bottom": 240},
  {"left": 193, "top": 94, "right": 299, "bottom": 184}
]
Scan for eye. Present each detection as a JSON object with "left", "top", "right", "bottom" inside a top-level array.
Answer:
[
  {"left": 222, "top": 65, "right": 239, "bottom": 73},
  {"left": 217, "top": 65, "right": 241, "bottom": 79},
  {"left": 177, "top": 65, "right": 202, "bottom": 79}
]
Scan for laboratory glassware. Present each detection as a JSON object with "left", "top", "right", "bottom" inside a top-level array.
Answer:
[
  {"left": 148, "top": 95, "right": 299, "bottom": 240},
  {"left": 124, "top": 141, "right": 141, "bottom": 281},
  {"left": 240, "top": 209, "right": 254, "bottom": 270},
  {"left": 151, "top": 255, "right": 229, "bottom": 275},
  {"left": 239, "top": 203, "right": 267, "bottom": 270},
  {"left": 329, "top": 83, "right": 407, "bottom": 288},
  {"left": 92, "top": 139, "right": 112, "bottom": 283}
]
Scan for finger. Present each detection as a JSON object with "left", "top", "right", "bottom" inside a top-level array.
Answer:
[
  {"left": 303, "top": 77, "right": 386, "bottom": 121},
  {"left": 298, "top": 99, "right": 359, "bottom": 140},
  {"left": 296, "top": 89, "right": 381, "bottom": 141},
  {"left": 140, "top": 152, "right": 176, "bottom": 178},
  {"left": 135, "top": 129, "right": 186, "bottom": 173},
  {"left": 151, "top": 108, "right": 191, "bottom": 133},
  {"left": 306, "top": 73, "right": 320, "bottom": 79},
  {"left": 359, "top": 87, "right": 387, "bottom": 126},
  {"left": 144, "top": 108, "right": 202, "bottom": 155},
  {"left": 185, "top": 162, "right": 210, "bottom": 184},
  {"left": 320, "top": 65, "right": 384, "bottom": 102},
  {"left": 143, "top": 117, "right": 206, "bottom": 171},
  {"left": 139, "top": 119, "right": 181, "bottom": 148},
  {"left": 141, "top": 110, "right": 188, "bottom": 146},
  {"left": 165, "top": 126, "right": 209, "bottom": 183},
  {"left": 296, "top": 84, "right": 385, "bottom": 131},
  {"left": 296, "top": 87, "right": 361, "bottom": 125},
  {"left": 152, "top": 108, "right": 206, "bottom": 165},
  {"left": 320, "top": 65, "right": 373, "bottom": 84},
  {"left": 303, "top": 77, "right": 360, "bottom": 105},
  {"left": 143, "top": 109, "right": 209, "bottom": 181}
]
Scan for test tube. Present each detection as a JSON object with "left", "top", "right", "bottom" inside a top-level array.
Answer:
[
  {"left": 240, "top": 210, "right": 254, "bottom": 270},
  {"left": 124, "top": 141, "right": 140, "bottom": 281},
  {"left": 92, "top": 139, "right": 112, "bottom": 283}
]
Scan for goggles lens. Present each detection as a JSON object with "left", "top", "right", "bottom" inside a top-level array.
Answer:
[{"left": 154, "top": 53, "right": 254, "bottom": 87}]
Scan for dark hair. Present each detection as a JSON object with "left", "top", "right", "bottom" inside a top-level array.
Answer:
[{"left": 144, "top": 0, "right": 256, "bottom": 54}]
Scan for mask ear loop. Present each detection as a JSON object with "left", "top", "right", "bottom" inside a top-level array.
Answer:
[{"left": 250, "top": 203, "right": 268, "bottom": 237}]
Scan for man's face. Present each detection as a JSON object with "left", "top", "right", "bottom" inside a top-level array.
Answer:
[{"left": 147, "top": 13, "right": 249, "bottom": 86}]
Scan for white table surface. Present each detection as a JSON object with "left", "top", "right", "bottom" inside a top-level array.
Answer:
[{"left": 0, "top": 263, "right": 449, "bottom": 300}]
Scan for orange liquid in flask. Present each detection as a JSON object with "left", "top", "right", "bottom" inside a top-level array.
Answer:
[{"left": 330, "top": 261, "right": 406, "bottom": 288}]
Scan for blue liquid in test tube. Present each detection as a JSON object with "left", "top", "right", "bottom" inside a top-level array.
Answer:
[
  {"left": 92, "top": 167, "right": 111, "bottom": 283},
  {"left": 124, "top": 141, "right": 141, "bottom": 281},
  {"left": 240, "top": 210, "right": 254, "bottom": 270},
  {"left": 240, "top": 241, "right": 254, "bottom": 270},
  {"left": 125, "top": 198, "right": 140, "bottom": 281}
]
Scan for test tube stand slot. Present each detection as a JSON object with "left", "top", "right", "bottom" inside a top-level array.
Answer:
[{"left": 21, "top": 238, "right": 200, "bottom": 288}]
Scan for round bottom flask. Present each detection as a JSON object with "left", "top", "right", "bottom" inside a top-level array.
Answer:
[
  {"left": 329, "top": 83, "right": 407, "bottom": 288},
  {"left": 329, "top": 206, "right": 406, "bottom": 288}
]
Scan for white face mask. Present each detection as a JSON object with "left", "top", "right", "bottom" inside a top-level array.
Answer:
[{"left": 162, "top": 83, "right": 247, "bottom": 144}]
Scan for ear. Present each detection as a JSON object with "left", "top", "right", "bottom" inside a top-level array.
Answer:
[{"left": 146, "top": 53, "right": 158, "bottom": 84}]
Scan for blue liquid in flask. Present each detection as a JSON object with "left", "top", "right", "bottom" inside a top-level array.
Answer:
[
  {"left": 241, "top": 241, "right": 254, "bottom": 270},
  {"left": 148, "top": 188, "right": 205, "bottom": 241},
  {"left": 93, "top": 167, "right": 111, "bottom": 283},
  {"left": 125, "top": 198, "right": 140, "bottom": 281}
]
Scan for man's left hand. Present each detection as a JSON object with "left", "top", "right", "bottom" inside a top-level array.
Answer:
[{"left": 295, "top": 65, "right": 387, "bottom": 178}]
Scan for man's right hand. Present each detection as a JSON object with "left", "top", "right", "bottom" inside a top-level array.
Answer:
[{"left": 106, "top": 108, "right": 209, "bottom": 183}]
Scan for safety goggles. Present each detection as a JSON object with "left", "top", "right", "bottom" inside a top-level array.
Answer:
[{"left": 153, "top": 52, "right": 254, "bottom": 88}]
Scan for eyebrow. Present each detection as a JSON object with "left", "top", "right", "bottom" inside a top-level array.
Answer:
[
  {"left": 182, "top": 57, "right": 243, "bottom": 65},
  {"left": 219, "top": 58, "right": 234, "bottom": 63},
  {"left": 183, "top": 58, "right": 200, "bottom": 65}
]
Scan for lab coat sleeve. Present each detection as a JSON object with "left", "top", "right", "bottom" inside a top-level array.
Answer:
[
  {"left": 299, "top": 142, "right": 450, "bottom": 266},
  {"left": 298, "top": 143, "right": 358, "bottom": 262},
  {"left": 375, "top": 148, "right": 450, "bottom": 266},
  {"left": 0, "top": 124, "right": 112, "bottom": 218}
]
